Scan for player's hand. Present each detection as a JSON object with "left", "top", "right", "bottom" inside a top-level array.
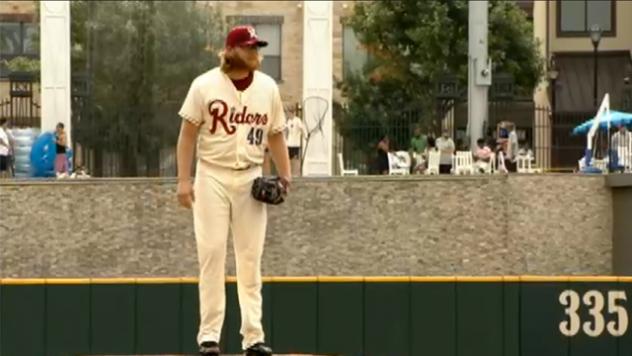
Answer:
[
  {"left": 177, "top": 179, "right": 195, "bottom": 209},
  {"left": 279, "top": 175, "right": 291, "bottom": 194}
]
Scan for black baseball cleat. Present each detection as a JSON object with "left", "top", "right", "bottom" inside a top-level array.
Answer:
[
  {"left": 199, "top": 341, "right": 221, "bottom": 356},
  {"left": 244, "top": 342, "right": 273, "bottom": 356}
]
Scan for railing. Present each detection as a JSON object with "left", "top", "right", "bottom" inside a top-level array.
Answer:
[
  {"left": 0, "top": 71, "right": 601, "bottom": 177},
  {"left": 0, "top": 97, "right": 40, "bottom": 128}
]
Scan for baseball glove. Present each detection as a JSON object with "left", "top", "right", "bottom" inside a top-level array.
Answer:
[{"left": 251, "top": 176, "right": 287, "bottom": 205}]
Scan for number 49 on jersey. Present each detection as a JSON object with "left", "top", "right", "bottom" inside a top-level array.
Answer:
[{"left": 247, "top": 127, "right": 264, "bottom": 146}]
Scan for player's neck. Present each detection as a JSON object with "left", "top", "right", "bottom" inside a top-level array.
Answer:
[{"left": 226, "top": 69, "right": 251, "bottom": 80}]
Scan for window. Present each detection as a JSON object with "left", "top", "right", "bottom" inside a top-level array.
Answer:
[
  {"left": 0, "top": 21, "right": 39, "bottom": 78},
  {"left": 342, "top": 25, "right": 368, "bottom": 80},
  {"left": 558, "top": 0, "right": 616, "bottom": 36},
  {"left": 254, "top": 23, "right": 281, "bottom": 81},
  {"left": 227, "top": 16, "right": 282, "bottom": 81}
]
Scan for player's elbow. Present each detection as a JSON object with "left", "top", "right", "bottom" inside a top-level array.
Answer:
[
  {"left": 267, "top": 132, "right": 286, "bottom": 149},
  {"left": 267, "top": 130, "right": 284, "bottom": 142}
]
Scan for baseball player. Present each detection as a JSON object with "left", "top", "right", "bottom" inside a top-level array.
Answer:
[{"left": 176, "top": 25, "right": 291, "bottom": 356}]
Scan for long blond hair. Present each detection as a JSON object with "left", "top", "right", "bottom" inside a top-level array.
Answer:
[{"left": 218, "top": 48, "right": 263, "bottom": 73}]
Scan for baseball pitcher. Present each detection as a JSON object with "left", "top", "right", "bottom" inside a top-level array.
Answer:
[{"left": 176, "top": 25, "right": 291, "bottom": 356}]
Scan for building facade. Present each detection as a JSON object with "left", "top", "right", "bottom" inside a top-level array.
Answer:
[
  {"left": 530, "top": 0, "right": 632, "bottom": 169},
  {"left": 534, "top": 0, "right": 632, "bottom": 112},
  {"left": 0, "top": 1, "right": 362, "bottom": 109}
]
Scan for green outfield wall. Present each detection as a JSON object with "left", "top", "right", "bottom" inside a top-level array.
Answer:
[{"left": 2, "top": 277, "right": 632, "bottom": 356}]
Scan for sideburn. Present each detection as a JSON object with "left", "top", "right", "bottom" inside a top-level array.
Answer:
[{"left": 224, "top": 50, "right": 260, "bottom": 72}]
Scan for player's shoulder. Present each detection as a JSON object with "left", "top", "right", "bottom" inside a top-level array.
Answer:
[
  {"left": 191, "top": 67, "right": 222, "bottom": 87},
  {"left": 253, "top": 70, "right": 279, "bottom": 90}
]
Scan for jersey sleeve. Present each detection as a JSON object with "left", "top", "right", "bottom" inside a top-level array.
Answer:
[
  {"left": 178, "top": 78, "right": 204, "bottom": 126},
  {"left": 269, "top": 86, "right": 286, "bottom": 135}
]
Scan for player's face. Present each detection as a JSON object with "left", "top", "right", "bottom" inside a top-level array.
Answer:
[{"left": 235, "top": 45, "right": 261, "bottom": 70}]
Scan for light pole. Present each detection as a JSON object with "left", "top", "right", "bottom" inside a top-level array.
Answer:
[
  {"left": 590, "top": 24, "right": 607, "bottom": 171},
  {"left": 548, "top": 56, "right": 559, "bottom": 114},
  {"left": 590, "top": 24, "right": 602, "bottom": 108},
  {"left": 623, "top": 76, "right": 632, "bottom": 112}
]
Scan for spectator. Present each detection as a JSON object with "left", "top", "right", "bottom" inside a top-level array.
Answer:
[
  {"left": 409, "top": 126, "right": 427, "bottom": 173},
  {"left": 55, "top": 122, "right": 69, "bottom": 177},
  {"left": 426, "top": 136, "right": 438, "bottom": 152},
  {"left": 285, "top": 107, "right": 308, "bottom": 176},
  {"left": 0, "top": 118, "right": 10, "bottom": 179},
  {"left": 376, "top": 134, "right": 390, "bottom": 175},
  {"left": 496, "top": 121, "right": 509, "bottom": 153},
  {"left": 435, "top": 129, "right": 455, "bottom": 174},
  {"left": 413, "top": 136, "right": 438, "bottom": 174},
  {"left": 505, "top": 123, "right": 519, "bottom": 172},
  {"left": 474, "top": 138, "right": 492, "bottom": 162},
  {"left": 473, "top": 138, "right": 492, "bottom": 173}
]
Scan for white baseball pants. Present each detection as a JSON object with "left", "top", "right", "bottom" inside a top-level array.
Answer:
[{"left": 193, "top": 161, "right": 267, "bottom": 350}]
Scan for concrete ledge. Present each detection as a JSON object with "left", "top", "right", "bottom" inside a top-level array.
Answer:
[
  {"left": 0, "top": 172, "right": 606, "bottom": 186},
  {"left": 606, "top": 173, "right": 632, "bottom": 187}
]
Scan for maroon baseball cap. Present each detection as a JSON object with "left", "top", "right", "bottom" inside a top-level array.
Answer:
[{"left": 225, "top": 25, "right": 268, "bottom": 48}]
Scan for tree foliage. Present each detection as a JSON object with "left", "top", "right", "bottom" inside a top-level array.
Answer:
[
  {"left": 337, "top": 0, "right": 544, "bottom": 154},
  {"left": 70, "top": 1, "right": 227, "bottom": 176}
]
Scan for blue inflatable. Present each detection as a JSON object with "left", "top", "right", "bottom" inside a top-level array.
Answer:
[{"left": 30, "top": 132, "right": 73, "bottom": 177}]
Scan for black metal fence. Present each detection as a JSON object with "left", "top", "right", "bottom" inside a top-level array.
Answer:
[
  {"left": 333, "top": 110, "right": 422, "bottom": 175},
  {"left": 549, "top": 111, "right": 593, "bottom": 170},
  {"left": 334, "top": 101, "right": 598, "bottom": 174},
  {"left": 0, "top": 73, "right": 40, "bottom": 128},
  {"left": 0, "top": 72, "right": 603, "bottom": 176}
]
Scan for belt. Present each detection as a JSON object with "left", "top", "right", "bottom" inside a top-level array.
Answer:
[{"left": 233, "top": 164, "right": 259, "bottom": 171}]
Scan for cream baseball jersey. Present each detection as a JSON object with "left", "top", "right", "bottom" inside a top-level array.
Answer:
[{"left": 178, "top": 68, "right": 285, "bottom": 169}]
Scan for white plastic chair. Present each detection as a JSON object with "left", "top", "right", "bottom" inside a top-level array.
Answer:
[
  {"left": 517, "top": 152, "right": 542, "bottom": 173},
  {"left": 337, "top": 153, "right": 358, "bottom": 176},
  {"left": 528, "top": 153, "right": 543, "bottom": 174},
  {"left": 411, "top": 152, "right": 425, "bottom": 174},
  {"left": 425, "top": 150, "right": 440, "bottom": 175},
  {"left": 395, "top": 151, "right": 411, "bottom": 169},
  {"left": 517, "top": 155, "right": 530, "bottom": 173},
  {"left": 425, "top": 151, "right": 441, "bottom": 175},
  {"left": 388, "top": 152, "right": 409, "bottom": 175},
  {"left": 488, "top": 152, "right": 496, "bottom": 174},
  {"left": 618, "top": 144, "right": 632, "bottom": 172},
  {"left": 454, "top": 151, "right": 474, "bottom": 175}
]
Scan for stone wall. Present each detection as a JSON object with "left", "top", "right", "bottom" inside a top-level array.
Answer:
[{"left": 0, "top": 174, "right": 612, "bottom": 278}]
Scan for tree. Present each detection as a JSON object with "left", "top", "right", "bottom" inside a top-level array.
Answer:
[
  {"left": 70, "top": 1, "right": 227, "bottom": 176},
  {"left": 337, "top": 0, "right": 544, "bottom": 164}
]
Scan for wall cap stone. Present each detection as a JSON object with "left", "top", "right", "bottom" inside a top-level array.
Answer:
[
  {"left": 0, "top": 173, "right": 608, "bottom": 187},
  {"left": 606, "top": 174, "right": 632, "bottom": 188}
]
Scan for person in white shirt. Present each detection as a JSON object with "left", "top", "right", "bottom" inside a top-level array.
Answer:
[
  {"left": 506, "top": 123, "right": 519, "bottom": 172},
  {"left": 612, "top": 125, "right": 632, "bottom": 172},
  {"left": 285, "top": 106, "right": 308, "bottom": 176},
  {"left": 0, "top": 119, "right": 11, "bottom": 179},
  {"left": 435, "top": 129, "right": 455, "bottom": 174}
]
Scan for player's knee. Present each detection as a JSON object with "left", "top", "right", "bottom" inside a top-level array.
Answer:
[{"left": 197, "top": 244, "right": 226, "bottom": 261}]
